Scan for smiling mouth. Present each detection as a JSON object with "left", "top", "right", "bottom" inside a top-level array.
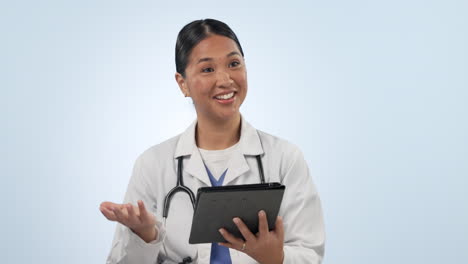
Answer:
[{"left": 214, "top": 92, "right": 235, "bottom": 100}]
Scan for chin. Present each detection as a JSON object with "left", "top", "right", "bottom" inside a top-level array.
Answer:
[{"left": 214, "top": 111, "right": 240, "bottom": 122}]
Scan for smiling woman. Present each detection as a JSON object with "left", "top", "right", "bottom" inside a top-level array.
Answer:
[
  {"left": 100, "top": 18, "right": 325, "bottom": 264},
  {"left": 175, "top": 34, "right": 248, "bottom": 134}
]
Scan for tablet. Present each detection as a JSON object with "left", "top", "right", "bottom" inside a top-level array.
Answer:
[{"left": 188, "top": 182, "right": 285, "bottom": 244}]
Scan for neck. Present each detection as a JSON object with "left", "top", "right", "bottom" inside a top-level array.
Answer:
[{"left": 196, "top": 114, "right": 241, "bottom": 150}]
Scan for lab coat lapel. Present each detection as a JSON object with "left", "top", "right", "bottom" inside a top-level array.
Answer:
[
  {"left": 184, "top": 145, "right": 212, "bottom": 186},
  {"left": 174, "top": 120, "right": 212, "bottom": 187},
  {"left": 223, "top": 116, "right": 264, "bottom": 185},
  {"left": 222, "top": 148, "right": 250, "bottom": 185}
]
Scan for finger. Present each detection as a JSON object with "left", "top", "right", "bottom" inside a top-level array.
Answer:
[
  {"left": 120, "top": 204, "right": 128, "bottom": 214},
  {"left": 100, "top": 205, "right": 117, "bottom": 221},
  {"left": 274, "top": 215, "right": 285, "bottom": 240},
  {"left": 126, "top": 203, "right": 139, "bottom": 223},
  {"left": 137, "top": 200, "right": 148, "bottom": 221},
  {"left": 258, "top": 210, "right": 269, "bottom": 235},
  {"left": 113, "top": 206, "right": 128, "bottom": 224},
  {"left": 100, "top": 201, "right": 121, "bottom": 211},
  {"left": 219, "top": 228, "right": 244, "bottom": 247},
  {"left": 233, "top": 217, "right": 257, "bottom": 242}
]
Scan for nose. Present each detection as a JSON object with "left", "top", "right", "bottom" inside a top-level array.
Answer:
[{"left": 215, "top": 70, "right": 234, "bottom": 88}]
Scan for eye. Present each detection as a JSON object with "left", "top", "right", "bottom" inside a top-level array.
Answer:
[
  {"left": 229, "top": 61, "right": 240, "bottom": 68},
  {"left": 202, "top": 67, "right": 214, "bottom": 73}
]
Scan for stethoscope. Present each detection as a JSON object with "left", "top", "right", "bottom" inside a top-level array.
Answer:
[{"left": 163, "top": 155, "right": 266, "bottom": 264}]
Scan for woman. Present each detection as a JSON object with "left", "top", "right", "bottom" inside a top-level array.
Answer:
[{"left": 100, "top": 18, "right": 325, "bottom": 264}]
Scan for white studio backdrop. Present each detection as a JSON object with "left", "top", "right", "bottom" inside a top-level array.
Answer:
[{"left": 1, "top": 0, "right": 467, "bottom": 263}]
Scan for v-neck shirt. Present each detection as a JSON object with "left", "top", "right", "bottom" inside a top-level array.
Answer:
[
  {"left": 198, "top": 143, "right": 239, "bottom": 264},
  {"left": 198, "top": 142, "right": 239, "bottom": 182}
]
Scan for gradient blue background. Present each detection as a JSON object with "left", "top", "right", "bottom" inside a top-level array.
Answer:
[{"left": 2, "top": 0, "right": 467, "bottom": 263}]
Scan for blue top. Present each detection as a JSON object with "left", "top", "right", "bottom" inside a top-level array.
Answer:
[{"left": 204, "top": 164, "right": 232, "bottom": 264}]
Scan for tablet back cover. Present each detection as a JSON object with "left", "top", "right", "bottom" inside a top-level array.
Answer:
[{"left": 189, "top": 183, "right": 285, "bottom": 244}]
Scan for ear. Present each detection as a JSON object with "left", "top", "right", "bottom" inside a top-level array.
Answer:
[{"left": 175, "top": 72, "right": 190, "bottom": 97}]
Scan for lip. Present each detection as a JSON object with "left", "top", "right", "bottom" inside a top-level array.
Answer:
[
  {"left": 213, "top": 91, "right": 236, "bottom": 104},
  {"left": 213, "top": 90, "right": 237, "bottom": 98}
]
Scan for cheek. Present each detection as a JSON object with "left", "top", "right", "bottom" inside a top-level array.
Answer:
[
  {"left": 233, "top": 71, "right": 247, "bottom": 86},
  {"left": 189, "top": 78, "right": 212, "bottom": 96}
]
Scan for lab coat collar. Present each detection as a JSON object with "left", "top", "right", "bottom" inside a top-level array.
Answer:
[{"left": 174, "top": 115, "right": 264, "bottom": 186}]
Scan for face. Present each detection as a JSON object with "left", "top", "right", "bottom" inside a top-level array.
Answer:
[{"left": 176, "top": 35, "right": 247, "bottom": 123}]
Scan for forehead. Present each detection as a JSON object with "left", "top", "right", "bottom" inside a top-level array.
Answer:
[{"left": 189, "top": 35, "right": 241, "bottom": 63}]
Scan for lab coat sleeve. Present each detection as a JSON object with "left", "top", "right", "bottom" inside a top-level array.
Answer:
[
  {"left": 106, "top": 155, "right": 166, "bottom": 264},
  {"left": 279, "top": 146, "right": 325, "bottom": 264}
]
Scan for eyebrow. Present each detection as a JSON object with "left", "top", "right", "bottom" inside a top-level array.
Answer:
[{"left": 196, "top": 51, "right": 241, "bottom": 64}]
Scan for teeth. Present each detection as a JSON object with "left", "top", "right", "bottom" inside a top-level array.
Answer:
[{"left": 215, "top": 92, "right": 234, "bottom": 100}]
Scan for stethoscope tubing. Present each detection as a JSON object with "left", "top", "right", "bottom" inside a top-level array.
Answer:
[
  {"left": 163, "top": 155, "right": 265, "bottom": 219},
  {"left": 162, "top": 155, "right": 265, "bottom": 264}
]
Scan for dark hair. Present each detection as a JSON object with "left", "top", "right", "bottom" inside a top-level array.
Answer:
[{"left": 175, "top": 19, "right": 245, "bottom": 77}]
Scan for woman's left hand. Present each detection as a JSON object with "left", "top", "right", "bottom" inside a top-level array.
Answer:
[{"left": 218, "top": 210, "right": 284, "bottom": 264}]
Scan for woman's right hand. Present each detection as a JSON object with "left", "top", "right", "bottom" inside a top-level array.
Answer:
[{"left": 100, "top": 200, "right": 158, "bottom": 243}]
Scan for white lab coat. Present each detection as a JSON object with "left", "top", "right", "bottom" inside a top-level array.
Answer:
[{"left": 106, "top": 116, "right": 325, "bottom": 263}]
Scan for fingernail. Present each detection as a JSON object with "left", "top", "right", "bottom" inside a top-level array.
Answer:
[
  {"left": 259, "top": 210, "right": 265, "bottom": 216},
  {"left": 233, "top": 218, "right": 239, "bottom": 224},
  {"left": 218, "top": 228, "right": 224, "bottom": 234}
]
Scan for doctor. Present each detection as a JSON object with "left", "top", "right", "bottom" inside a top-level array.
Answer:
[{"left": 100, "top": 18, "right": 325, "bottom": 264}]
